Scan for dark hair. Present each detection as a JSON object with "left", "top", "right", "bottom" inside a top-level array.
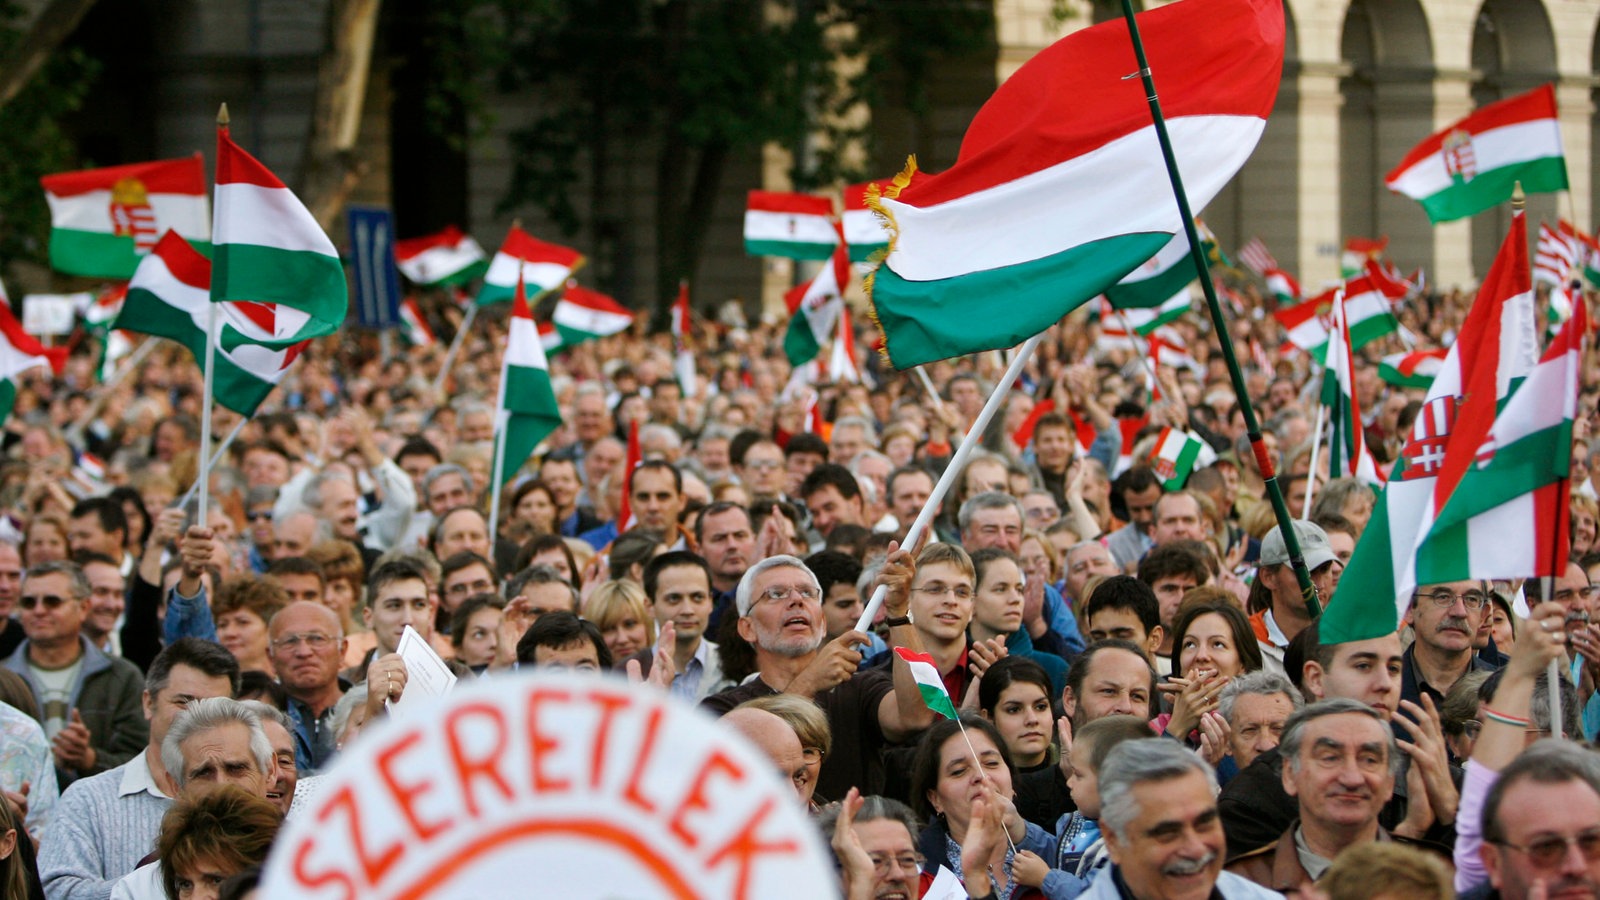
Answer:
[
  {"left": 515, "top": 610, "right": 611, "bottom": 667},
  {"left": 1169, "top": 599, "right": 1264, "bottom": 675},
  {"left": 1137, "top": 543, "right": 1210, "bottom": 589},
  {"left": 394, "top": 436, "right": 442, "bottom": 465},
  {"left": 70, "top": 550, "right": 120, "bottom": 570},
  {"left": 1064, "top": 639, "right": 1156, "bottom": 720},
  {"left": 885, "top": 465, "right": 934, "bottom": 499},
  {"left": 158, "top": 787, "right": 282, "bottom": 900},
  {"left": 642, "top": 551, "right": 711, "bottom": 602},
  {"left": 506, "top": 565, "right": 579, "bottom": 611},
  {"left": 804, "top": 550, "right": 863, "bottom": 598},
  {"left": 693, "top": 501, "right": 751, "bottom": 546},
  {"left": 440, "top": 551, "right": 497, "bottom": 587},
  {"left": 609, "top": 529, "right": 665, "bottom": 581},
  {"left": 508, "top": 480, "right": 559, "bottom": 532},
  {"left": 631, "top": 459, "right": 683, "bottom": 495},
  {"left": 366, "top": 557, "right": 431, "bottom": 605},
  {"left": 69, "top": 496, "right": 127, "bottom": 539},
  {"left": 977, "top": 656, "right": 1053, "bottom": 717},
  {"left": 800, "top": 463, "right": 861, "bottom": 502},
  {"left": 266, "top": 556, "right": 325, "bottom": 584},
  {"left": 1084, "top": 576, "right": 1161, "bottom": 634},
  {"left": 429, "top": 505, "right": 488, "bottom": 555},
  {"left": 147, "top": 638, "right": 243, "bottom": 698},
  {"left": 514, "top": 534, "right": 580, "bottom": 585},
  {"left": 969, "top": 547, "right": 1022, "bottom": 589},
  {"left": 236, "top": 671, "right": 288, "bottom": 711},
  {"left": 450, "top": 593, "right": 506, "bottom": 652},
  {"left": 1113, "top": 466, "right": 1161, "bottom": 498},
  {"left": 784, "top": 433, "right": 829, "bottom": 461},
  {"left": 107, "top": 485, "right": 152, "bottom": 550},
  {"left": 824, "top": 524, "right": 872, "bottom": 558},
  {"left": 909, "top": 715, "right": 1012, "bottom": 820}
]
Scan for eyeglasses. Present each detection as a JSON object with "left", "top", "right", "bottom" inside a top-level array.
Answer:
[
  {"left": 913, "top": 584, "right": 974, "bottom": 601},
  {"left": 744, "top": 460, "right": 782, "bottom": 471},
  {"left": 1419, "top": 588, "right": 1491, "bottom": 611},
  {"left": 272, "top": 632, "right": 338, "bottom": 651},
  {"left": 802, "top": 747, "right": 825, "bottom": 766},
  {"left": 1493, "top": 828, "right": 1600, "bottom": 867},
  {"left": 868, "top": 853, "right": 922, "bottom": 876},
  {"left": 755, "top": 585, "right": 821, "bottom": 605},
  {"left": 18, "top": 594, "right": 71, "bottom": 611},
  {"left": 246, "top": 510, "right": 273, "bottom": 522}
]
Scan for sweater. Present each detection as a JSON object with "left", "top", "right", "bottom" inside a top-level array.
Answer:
[{"left": 37, "top": 750, "right": 172, "bottom": 900}]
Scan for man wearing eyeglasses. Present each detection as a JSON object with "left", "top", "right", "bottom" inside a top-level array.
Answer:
[
  {"left": 266, "top": 601, "right": 348, "bottom": 772},
  {"left": 1478, "top": 740, "right": 1600, "bottom": 900},
  {"left": 702, "top": 550, "right": 934, "bottom": 802},
  {"left": 1401, "top": 580, "right": 1496, "bottom": 715}
]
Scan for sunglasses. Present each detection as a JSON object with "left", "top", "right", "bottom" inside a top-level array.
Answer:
[
  {"left": 19, "top": 594, "right": 71, "bottom": 611},
  {"left": 1495, "top": 829, "right": 1600, "bottom": 868}
]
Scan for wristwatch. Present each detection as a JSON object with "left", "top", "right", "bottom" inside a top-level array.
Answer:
[{"left": 884, "top": 614, "right": 912, "bottom": 628}]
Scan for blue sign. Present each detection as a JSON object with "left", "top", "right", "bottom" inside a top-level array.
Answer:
[{"left": 347, "top": 206, "right": 401, "bottom": 328}]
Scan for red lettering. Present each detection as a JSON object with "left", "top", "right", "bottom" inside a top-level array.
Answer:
[
  {"left": 319, "top": 783, "right": 403, "bottom": 888},
  {"left": 291, "top": 833, "right": 355, "bottom": 900},
  {"left": 444, "top": 702, "right": 514, "bottom": 818},
  {"left": 668, "top": 749, "right": 743, "bottom": 850},
  {"left": 587, "top": 690, "right": 630, "bottom": 789},
  {"left": 704, "top": 798, "right": 801, "bottom": 900},
  {"left": 622, "top": 705, "right": 665, "bottom": 815},
  {"left": 526, "top": 687, "right": 572, "bottom": 792},
  {"left": 376, "top": 731, "right": 454, "bottom": 842}
]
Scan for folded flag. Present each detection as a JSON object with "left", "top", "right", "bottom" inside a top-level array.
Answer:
[
  {"left": 1263, "top": 268, "right": 1300, "bottom": 306},
  {"left": 866, "top": 0, "right": 1283, "bottom": 369},
  {"left": 842, "top": 181, "right": 894, "bottom": 263},
  {"left": 1147, "top": 427, "right": 1217, "bottom": 490},
  {"left": 1386, "top": 83, "right": 1568, "bottom": 223},
  {"left": 893, "top": 647, "right": 958, "bottom": 719},
  {"left": 1340, "top": 273, "right": 1402, "bottom": 349},
  {"left": 1237, "top": 237, "right": 1277, "bottom": 276},
  {"left": 744, "top": 191, "right": 838, "bottom": 260},
  {"left": 41, "top": 155, "right": 210, "bottom": 279},
  {"left": 1322, "top": 289, "right": 1385, "bottom": 486},
  {"left": 84, "top": 284, "right": 125, "bottom": 332},
  {"left": 551, "top": 283, "right": 634, "bottom": 350},
  {"left": 212, "top": 128, "right": 346, "bottom": 350},
  {"left": 1415, "top": 298, "right": 1584, "bottom": 587},
  {"left": 1325, "top": 210, "right": 1539, "bottom": 644},
  {"left": 784, "top": 230, "right": 851, "bottom": 367},
  {"left": 494, "top": 277, "right": 563, "bottom": 486},
  {"left": 1363, "top": 259, "right": 1412, "bottom": 302},
  {"left": 1275, "top": 289, "right": 1334, "bottom": 356},
  {"left": 398, "top": 297, "right": 435, "bottom": 347},
  {"left": 476, "top": 227, "right": 584, "bottom": 306},
  {"left": 118, "top": 232, "right": 307, "bottom": 417},
  {"left": 1378, "top": 348, "right": 1447, "bottom": 389},
  {"left": 394, "top": 226, "right": 488, "bottom": 287},
  {"left": 0, "top": 294, "right": 67, "bottom": 425},
  {"left": 1105, "top": 228, "right": 1200, "bottom": 311}
]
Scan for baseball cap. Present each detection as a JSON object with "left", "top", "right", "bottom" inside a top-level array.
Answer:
[{"left": 1259, "top": 520, "right": 1336, "bottom": 571}]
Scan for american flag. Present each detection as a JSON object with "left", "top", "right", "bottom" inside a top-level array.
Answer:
[
  {"left": 1237, "top": 237, "right": 1277, "bottom": 276},
  {"left": 1534, "top": 221, "right": 1580, "bottom": 288}
]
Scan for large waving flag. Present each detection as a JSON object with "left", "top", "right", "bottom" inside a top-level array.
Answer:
[
  {"left": 0, "top": 291, "right": 66, "bottom": 424},
  {"left": 842, "top": 181, "right": 894, "bottom": 263},
  {"left": 1378, "top": 348, "right": 1447, "bottom": 390},
  {"left": 1322, "top": 289, "right": 1385, "bottom": 486},
  {"left": 1385, "top": 84, "right": 1568, "bottom": 224},
  {"left": 784, "top": 230, "right": 850, "bottom": 366},
  {"left": 551, "top": 283, "right": 634, "bottom": 349},
  {"left": 41, "top": 156, "right": 210, "bottom": 279},
  {"left": 117, "top": 232, "right": 308, "bottom": 416},
  {"left": 744, "top": 191, "right": 837, "bottom": 260},
  {"left": 395, "top": 226, "right": 488, "bottom": 287},
  {"left": 866, "top": 0, "right": 1283, "bottom": 369},
  {"left": 476, "top": 227, "right": 584, "bottom": 305},
  {"left": 1105, "top": 228, "right": 1200, "bottom": 310},
  {"left": 495, "top": 278, "right": 562, "bottom": 485},
  {"left": 1414, "top": 300, "right": 1585, "bottom": 586},
  {"left": 1325, "top": 211, "right": 1539, "bottom": 644},
  {"left": 212, "top": 130, "right": 346, "bottom": 350}
]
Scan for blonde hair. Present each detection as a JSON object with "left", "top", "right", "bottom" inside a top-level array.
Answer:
[
  {"left": 581, "top": 580, "right": 656, "bottom": 645},
  {"left": 1318, "top": 842, "right": 1454, "bottom": 900}
]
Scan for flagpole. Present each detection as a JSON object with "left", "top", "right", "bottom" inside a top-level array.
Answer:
[
  {"left": 432, "top": 304, "right": 477, "bottom": 395},
  {"left": 174, "top": 417, "right": 249, "bottom": 512},
  {"left": 1116, "top": 0, "right": 1320, "bottom": 615},
  {"left": 1113, "top": 309, "right": 1160, "bottom": 400},
  {"left": 487, "top": 390, "right": 510, "bottom": 547},
  {"left": 856, "top": 332, "right": 1044, "bottom": 632},
  {"left": 70, "top": 338, "right": 160, "bottom": 432},
  {"left": 197, "top": 105, "right": 231, "bottom": 524},
  {"left": 1304, "top": 402, "right": 1326, "bottom": 512}
]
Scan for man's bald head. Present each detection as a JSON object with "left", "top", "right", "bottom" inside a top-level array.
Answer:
[
  {"left": 267, "top": 600, "right": 340, "bottom": 638},
  {"left": 723, "top": 707, "right": 806, "bottom": 801}
]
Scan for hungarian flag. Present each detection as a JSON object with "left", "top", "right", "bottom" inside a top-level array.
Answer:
[
  {"left": 1340, "top": 273, "right": 1401, "bottom": 349},
  {"left": 212, "top": 129, "right": 346, "bottom": 350},
  {"left": 784, "top": 230, "right": 850, "bottom": 366},
  {"left": 1112, "top": 290, "right": 1190, "bottom": 335},
  {"left": 1147, "top": 427, "right": 1216, "bottom": 490},
  {"left": 394, "top": 225, "right": 488, "bottom": 287},
  {"left": 476, "top": 227, "right": 584, "bottom": 305},
  {"left": 1341, "top": 236, "right": 1388, "bottom": 279},
  {"left": 828, "top": 303, "right": 862, "bottom": 384},
  {"left": 1322, "top": 288, "right": 1385, "bottom": 486},
  {"left": 842, "top": 181, "right": 894, "bottom": 263},
  {"left": 1104, "top": 228, "right": 1200, "bottom": 310},
  {"left": 1378, "top": 348, "right": 1447, "bottom": 389},
  {"left": 1363, "top": 258, "right": 1413, "bottom": 302},
  {"left": 1385, "top": 84, "right": 1568, "bottom": 223},
  {"left": 616, "top": 418, "right": 641, "bottom": 531},
  {"left": 537, "top": 320, "right": 562, "bottom": 355},
  {"left": 0, "top": 295, "right": 66, "bottom": 424},
  {"left": 1264, "top": 268, "right": 1300, "bottom": 306},
  {"left": 551, "top": 283, "right": 633, "bottom": 349},
  {"left": 1325, "top": 211, "right": 1539, "bottom": 644},
  {"left": 1414, "top": 300, "right": 1584, "bottom": 586},
  {"left": 892, "top": 648, "right": 958, "bottom": 719},
  {"left": 866, "top": 0, "right": 1283, "bottom": 369},
  {"left": 494, "top": 278, "right": 562, "bottom": 486},
  {"left": 670, "top": 280, "right": 695, "bottom": 390},
  {"left": 1195, "top": 218, "right": 1231, "bottom": 268},
  {"left": 41, "top": 155, "right": 210, "bottom": 278},
  {"left": 117, "top": 232, "right": 309, "bottom": 416},
  {"left": 398, "top": 297, "right": 435, "bottom": 347},
  {"left": 1276, "top": 289, "right": 1333, "bottom": 355},
  {"left": 1533, "top": 220, "right": 1580, "bottom": 288},
  {"left": 744, "top": 191, "right": 837, "bottom": 260}
]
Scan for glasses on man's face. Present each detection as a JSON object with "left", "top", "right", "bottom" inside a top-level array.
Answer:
[
  {"left": 1495, "top": 828, "right": 1600, "bottom": 868},
  {"left": 272, "top": 632, "right": 337, "bottom": 652},
  {"left": 755, "top": 585, "right": 821, "bottom": 606},
  {"left": 912, "top": 583, "right": 974, "bottom": 601},
  {"left": 1420, "top": 588, "right": 1491, "bottom": 611},
  {"left": 18, "top": 594, "right": 70, "bottom": 611}
]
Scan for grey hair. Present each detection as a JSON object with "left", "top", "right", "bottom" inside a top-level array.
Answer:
[
  {"left": 958, "top": 491, "right": 1025, "bottom": 535},
  {"left": 161, "top": 697, "right": 272, "bottom": 788},
  {"left": 833, "top": 416, "right": 877, "bottom": 442},
  {"left": 1098, "top": 739, "right": 1218, "bottom": 843},
  {"left": 237, "top": 700, "right": 293, "bottom": 733},
  {"left": 245, "top": 485, "right": 280, "bottom": 509},
  {"left": 331, "top": 684, "right": 369, "bottom": 746},
  {"left": 1531, "top": 671, "right": 1583, "bottom": 738},
  {"left": 302, "top": 468, "right": 354, "bottom": 513},
  {"left": 856, "top": 557, "right": 886, "bottom": 600},
  {"left": 23, "top": 560, "right": 89, "bottom": 601},
  {"left": 735, "top": 555, "right": 819, "bottom": 617},
  {"left": 422, "top": 463, "right": 475, "bottom": 499},
  {"left": 1279, "top": 697, "right": 1402, "bottom": 777},
  {"left": 813, "top": 794, "right": 920, "bottom": 846},
  {"left": 1309, "top": 478, "right": 1375, "bottom": 522},
  {"left": 1217, "top": 671, "right": 1303, "bottom": 723},
  {"left": 638, "top": 423, "right": 683, "bottom": 454}
]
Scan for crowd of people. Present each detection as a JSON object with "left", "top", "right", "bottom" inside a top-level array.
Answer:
[{"left": 0, "top": 276, "right": 1594, "bottom": 900}]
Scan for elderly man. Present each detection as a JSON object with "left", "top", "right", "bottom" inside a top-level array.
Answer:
[
  {"left": 1226, "top": 699, "right": 1400, "bottom": 893},
  {"left": 1250, "top": 520, "right": 1341, "bottom": 675},
  {"left": 722, "top": 706, "right": 808, "bottom": 804},
  {"left": 39, "top": 639, "right": 239, "bottom": 900},
  {"left": 1086, "top": 739, "right": 1279, "bottom": 900},
  {"left": 1064, "top": 541, "right": 1119, "bottom": 607},
  {"left": 267, "top": 602, "right": 348, "bottom": 772},
  {"left": 1402, "top": 580, "right": 1496, "bottom": 711},
  {"left": 1477, "top": 740, "right": 1600, "bottom": 900},
  {"left": 273, "top": 411, "right": 415, "bottom": 555},
  {"left": 702, "top": 552, "right": 932, "bottom": 801},
  {"left": 1218, "top": 671, "right": 1302, "bottom": 771},
  {"left": 823, "top": 796, "right": 923, "bottom": 900}
]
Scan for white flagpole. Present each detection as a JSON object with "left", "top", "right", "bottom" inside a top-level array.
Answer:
[
  {"left": 432, "top": 304, "right": 478, "bottom": 395},
  {"left": 487, "top": 363, "right": 511, "bottom": 547},
  {"left": 1303, "top": 402, "right": 1327, "bottom": 513},
  {"left": 175, "top": 417, "right": 248, "bottom": 512},
  {"left": 196, "top": 303, "right": 218, "bottom": 520},
  {"left": 855, "top": 332, "right": 1045, "bottom": 632},
  {"left": 71, "top": 339, "right": 160, "bottom": 431},
  {"left": 1542, "top": 575, "right": 1565, "bottom": 739},
  {"left": 914, "top": 365, "right": 945, "bottom": 410}
]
